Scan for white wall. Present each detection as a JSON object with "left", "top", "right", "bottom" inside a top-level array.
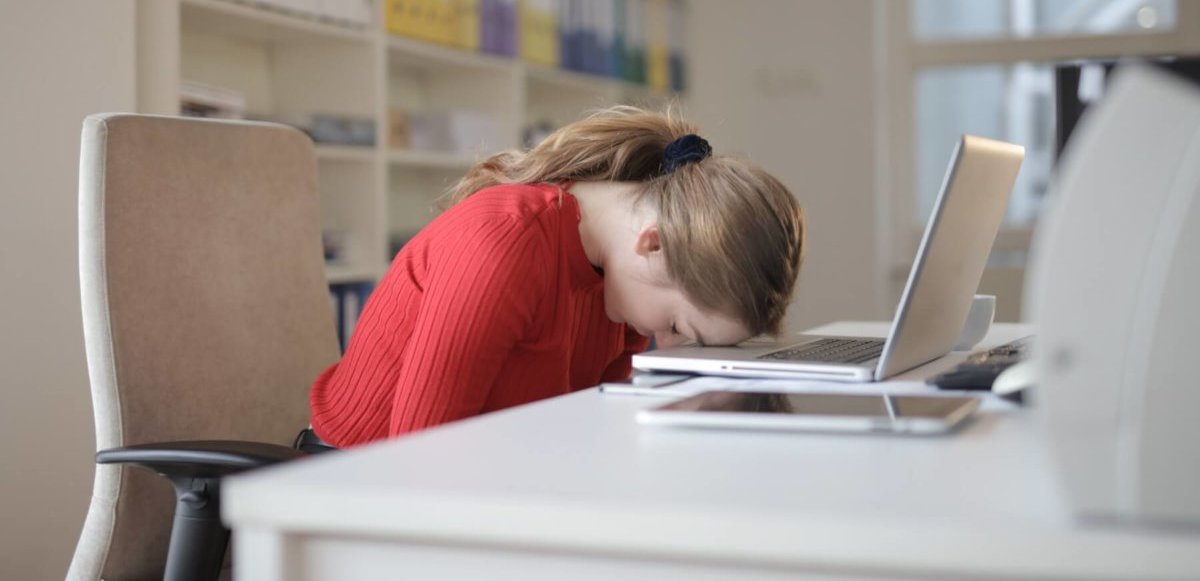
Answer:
[
  {"left": 0, "top": 2, "right": 136, "bottom": 579},
  {"left": 685, "top": 0, "right": 883, "bottom": 332}
]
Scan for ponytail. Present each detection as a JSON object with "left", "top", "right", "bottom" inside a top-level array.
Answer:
[{"left": 441, "top": 105, "right": 695, "bottom": 207}]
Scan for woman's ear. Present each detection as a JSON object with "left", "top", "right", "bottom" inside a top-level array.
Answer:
[{"left": 634, "top": 225, "right": 662, "bottom": 257}]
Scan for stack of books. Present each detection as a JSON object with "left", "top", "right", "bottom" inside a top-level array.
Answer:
[
  {"left": 384, "top": 0, "right": 481, "bottom": 49},
  {"left": 385, "top": 0, "right": 687, "bottom": 91}
]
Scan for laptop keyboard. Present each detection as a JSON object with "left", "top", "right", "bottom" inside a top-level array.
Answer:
[{"left": 758, "top": 338, "right": 885, "bottom": 364}]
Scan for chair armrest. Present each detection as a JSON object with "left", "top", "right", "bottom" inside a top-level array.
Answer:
[
  {"left": 97, "top": 440, "right": 304, "bottom": 581},
  {"left": 97, "top": 440, "right": 305, "bottom": 480}
]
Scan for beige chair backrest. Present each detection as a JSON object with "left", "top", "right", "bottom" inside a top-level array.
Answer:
[{"left": 68, "top": 114, "right": 341, "bottom": 580}]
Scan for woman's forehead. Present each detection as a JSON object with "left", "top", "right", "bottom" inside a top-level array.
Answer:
[{"left": 682, "top": 303, "right": 752, "bottom": 346}]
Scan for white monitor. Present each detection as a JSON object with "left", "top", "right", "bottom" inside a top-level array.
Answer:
[{"left": 1028, "top": 64, "right": 1200, "bottom": 525}]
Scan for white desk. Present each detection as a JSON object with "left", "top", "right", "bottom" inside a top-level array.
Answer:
[{"left": 223, "top": 323, "right": 1200, "bottom": 580}]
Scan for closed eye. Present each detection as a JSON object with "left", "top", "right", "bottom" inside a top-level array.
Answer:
[{"left": 672, "top": 322, "right": 701, "bottom": 346}]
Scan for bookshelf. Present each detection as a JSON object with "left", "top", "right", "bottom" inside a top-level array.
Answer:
[{"left": 140, "top": 0, "right": 685, "bottom": 310}]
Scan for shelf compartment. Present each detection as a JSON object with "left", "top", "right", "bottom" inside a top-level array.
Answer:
[
  {"left": 316, "top": 144, "right": 376, "bottom": 162},
  {"left": 181, "top": 0, "right": 374, "bottom": 46},
  {"left": 522, "top": 64, "right": 672, "bottom": 135},
  {"left": 524, "top": 64, "right": 629, "bottom": 96},
  {"left": 325, "top": 262, "right": 384, "bottom": 284},
  {"left": 388, "top": 150, "right": 478, "bottom": 171},
  {"left": 386, "top": 35, "right": 518, "bottom": 74}
]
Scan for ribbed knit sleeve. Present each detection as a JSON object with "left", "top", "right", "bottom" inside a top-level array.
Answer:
[{"left": 385, "top": 215, "right": 551, "bottom": 435}]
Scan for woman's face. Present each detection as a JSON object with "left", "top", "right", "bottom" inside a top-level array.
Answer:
[
  {"left": 604, "top": 280, "right": 750, "bottom": 348},
  {"left": 602, "top": 226, "right": 751, "bottom": 348}
]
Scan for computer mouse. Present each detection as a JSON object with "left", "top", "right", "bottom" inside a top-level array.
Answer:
[{"left": 992, "top": 360, "right": 1036, "bottom": 395}]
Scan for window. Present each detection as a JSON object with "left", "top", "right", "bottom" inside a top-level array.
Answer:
[
  {"left": 915, "top": 63, "right": 1054, "bottom": 227},
  {"left": 912, "top": 0, "right": 1176, "bottom": 41}
]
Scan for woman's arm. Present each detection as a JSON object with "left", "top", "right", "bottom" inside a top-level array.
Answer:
[{"left": 387, "top": 217, "right": 551, "bottom": 435}]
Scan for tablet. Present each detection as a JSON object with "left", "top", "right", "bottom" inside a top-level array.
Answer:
[{"left": 636, "top": 391, "right": 980, "bottom": 435}]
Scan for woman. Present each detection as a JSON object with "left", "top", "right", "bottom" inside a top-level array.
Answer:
[{"left": 307, "top": 106, "right": 805, "bottom": 448}]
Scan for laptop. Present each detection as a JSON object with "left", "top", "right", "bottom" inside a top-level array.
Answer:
[{"left": 632, "top": 135, "right": 1025, "bottom": 382}]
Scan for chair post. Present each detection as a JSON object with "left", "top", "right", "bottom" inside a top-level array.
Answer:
[{"left": 164, "top": 476, "right": 229, "bottom": 581}]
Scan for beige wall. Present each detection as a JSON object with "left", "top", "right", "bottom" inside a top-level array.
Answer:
[
  {"left": 686, "top": 0, "right": 883, "bottom": 332},
  {"left": 686, "top": 0, "right": 883, "bottom": 333},
  {"left": 0, "top": 2, "right": 136, "bottom": 578}
]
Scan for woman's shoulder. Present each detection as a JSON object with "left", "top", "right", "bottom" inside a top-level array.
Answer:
[
  {"left": 454, "top": 182, "right": 566, "bottom": 223},
  {"left": 417, "top": 182, "right": 570, "bottom": 257}
]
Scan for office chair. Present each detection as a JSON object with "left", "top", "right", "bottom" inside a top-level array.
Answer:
[{"left": 67, "top": 114, "right": 341, "bottom": 580}]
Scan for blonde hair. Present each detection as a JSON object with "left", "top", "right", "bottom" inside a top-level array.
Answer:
[{"left": 443, "top": 105, "right": 805, "bottom": 336}]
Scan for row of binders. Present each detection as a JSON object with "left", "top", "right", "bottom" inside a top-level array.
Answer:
[{"left": 385, "top": 0, "right": 686, "bottom": 92}]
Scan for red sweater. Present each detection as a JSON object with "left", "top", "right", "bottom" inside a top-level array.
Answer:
[{"left": 310, "top": 183, "right": 648, "bottom": 447}]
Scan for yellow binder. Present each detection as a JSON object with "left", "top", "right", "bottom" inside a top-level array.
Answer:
[
  {"left": 520, "top": 0, "right": 559, "bottom": 66},
  {"left": 646, "top": 0, "right": 669, "bottom": 91},
  {"left": 452, "top": 0, "right": 480, "bottom": 50}
]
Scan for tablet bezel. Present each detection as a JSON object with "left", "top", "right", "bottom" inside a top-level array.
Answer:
[{"left": 636, "top": 391, "right": 980, "bottom": 435}]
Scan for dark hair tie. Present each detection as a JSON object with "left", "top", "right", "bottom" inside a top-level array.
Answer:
[{"left": 662, "top": 134, "right": 712, "bottom": 173}]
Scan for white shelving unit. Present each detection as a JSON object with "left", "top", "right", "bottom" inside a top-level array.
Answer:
[{"left": 139, "top": 0, "right": 681, "bottom": 287}]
